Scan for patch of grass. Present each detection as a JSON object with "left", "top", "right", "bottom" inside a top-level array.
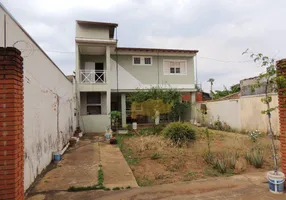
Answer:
[
  {"left": 68, "top": 184, "right": 105, "bottom": 192},
  {"left": 112, "top": 187, "right": 121, "bottom": 190},
  {"left": 245, "top": 149, "right": 264, "bottom": 168},
  {"left": 116, "top": 134, "right": 139, "bottom": 165},
  {"left": 203, "top": 168, "right": 220, "bottom": 177},
  {"left": 68, "top": 164, "right": 106, "bottom": 192},
  {"left": 126, "top": 186, "right": 131, "bottom": 189},
  {"left": 137, "top": 176, "right": 154, "bottom": 187},
  {"left": 151, "top": 152, "right": 162, "bottom": 160},
  {"left": 183, "top": 171, "right": 197, "bottom": 181}
]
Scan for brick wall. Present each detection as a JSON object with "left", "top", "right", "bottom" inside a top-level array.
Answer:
[
  {"left": 0, "top": 47, "right": 24, "bottom": 200},
  {"left": 277, "top": 59, "right": 286, "bottom": 177}
]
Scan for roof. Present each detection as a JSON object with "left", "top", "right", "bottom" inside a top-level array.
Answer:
[
  {"left": 116, "top": 47, "right": 198, "bottom": 54},
  {"left": 76, "top": 20, "right": 118, "bottom": 27}
]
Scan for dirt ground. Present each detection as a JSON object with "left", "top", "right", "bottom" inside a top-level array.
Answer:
[
  {"left": 119, "top": 127, "right": 281, "bottom": 186},
  {"left": 26, "top": 172, "right": 286, "bottom": 200}
]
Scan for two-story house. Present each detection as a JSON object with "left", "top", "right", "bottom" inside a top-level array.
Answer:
[{"left": 75, "top": 20, "right": 199, "bottom": 132}]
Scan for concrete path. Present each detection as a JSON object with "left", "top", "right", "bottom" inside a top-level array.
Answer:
[
  {"left": 100, "top": 142, "right": 139, "bottom": 188},
  {"left": 29, "top": 139, "right": 100, "bottom": 193},
  {"left": 26, "top": 172, "right": 286, "bottom": 200}
]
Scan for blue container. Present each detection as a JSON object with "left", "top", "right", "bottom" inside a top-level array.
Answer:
[
  {"left": 267, "top": 171, "right": 285, "bottom": 194},
  {"left": 53, "top": 152, "right": 62, "bottom": 162}
]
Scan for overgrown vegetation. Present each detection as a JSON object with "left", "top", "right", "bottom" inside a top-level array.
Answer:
[
  {"left": 127, "top": 87, "right": 191, "bottom": 122},
  {"left": 163, "top": 122, "right": 196, "bottom": 146},
  {"left": 212, "top": 84, "right": 241, "bottom": 100}
]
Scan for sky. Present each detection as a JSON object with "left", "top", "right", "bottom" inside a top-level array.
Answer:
[{"left": 1, "top": 0, "right": 286, "bottom": 92}]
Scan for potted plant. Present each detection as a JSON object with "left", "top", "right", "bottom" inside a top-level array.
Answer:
[
  {"left": 109, "top": 111, "right": 121, "bottom": 132},
  {"left": 74, "top": 126, "right": 83, "bottom": 138},
  {"left": 118, "top": 124, "right": 128, "bottom": 134}
]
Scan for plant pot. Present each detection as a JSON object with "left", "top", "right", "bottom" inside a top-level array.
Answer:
[
  {"left": 79, "top": 132, "right": 83, "bottom": 138},
  {"left": 267, "top": 171, "right": 285, "bottom": 194},
  {"left": 118, "top": 130, "right": 128, "bottom": 134}
]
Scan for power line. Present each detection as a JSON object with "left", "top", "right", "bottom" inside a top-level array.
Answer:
[{"left": 199, "top": 56, "right": 253, "bottom": 63}]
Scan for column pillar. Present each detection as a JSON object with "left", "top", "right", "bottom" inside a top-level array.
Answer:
[
  {"left": 106, "top": 46, "right": 111, "bottom": 115},
  {"left": 0, "top": 47, "right": 24, "bottom": 200},
  {"left": 277, "top": 59, "right": 286, "bottom": 178},
  {"left": 191, "top": 92, "right": 196, "bottom": 122},
  {"left": 121, "top": 94, "right": 126, "bottom": 126}
]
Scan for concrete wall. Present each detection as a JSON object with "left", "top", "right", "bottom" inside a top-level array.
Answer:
[
  {"left": 80, "top": 115, "right": 110, "bottom": 132},
  {"left": 240, "top": 94, "right": 279, "bottom": 135},
  {"left": 0, "top": 6, "right": 76, "bottom": 190},
  {"left": 111, "top": 55, "right": 195, "bottom": 85},
  {"left": 76, "top": 23, "right": 109, "bottom": 39},
  {"left": 196, "top": 93, "right": 279, "bottom": 135}
]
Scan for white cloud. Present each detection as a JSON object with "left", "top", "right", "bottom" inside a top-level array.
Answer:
[{"left": 1, "top": 0, "right": 286, "bottom": 92}]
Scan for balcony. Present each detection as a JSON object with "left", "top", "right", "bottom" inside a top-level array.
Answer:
[{"left": 80, "top": 70, "right": 106, "bottom": 84}]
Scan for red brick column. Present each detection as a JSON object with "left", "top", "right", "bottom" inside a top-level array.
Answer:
[
  {"left": 0, "top": 47, "right": 24, "bottom": 200},
  {"left": 277, "top": 59, "right": 286, "bottom": 177}
]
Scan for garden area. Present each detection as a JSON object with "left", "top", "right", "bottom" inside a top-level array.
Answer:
[{"left": 116, "top": 125, "right": 280, "bottom": 187}]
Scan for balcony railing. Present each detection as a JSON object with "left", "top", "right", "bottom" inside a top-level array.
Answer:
[{"left": 80, "top": 70, "right": 106, "bottom": 84}]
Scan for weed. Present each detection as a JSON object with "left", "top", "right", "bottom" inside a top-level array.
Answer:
[
  {"left": 112, "top": 187, "right": 121, "bottom": 190},
  {"left": 103, "top": 188, "right": 111, "bottom": 191},
  {"left": 203, "top": 168, "right": 220, "bottom": 177},
  {"left": 116, "top": 135, "right": 139, "bottom": 165},
  {"left": 202, "top": 151, "right": 214, "bottom": 164},
  {"left": 68, "top": 164, "right": 105, "bottom": 192},
  {"left": 228, "top": 152, "right": 239, "bottom": 170},
  {"left": 126, "top": 186, "right": 131, "bottom": 189},
  {"left": 245, "top": 149, "right": 264, "bottom": 168},
  {"left": 151, "top": 152, "right": 162, "bottom": 160},
  {"left": 183, "top": 171, "right": 197, "bottom": 181},
  {"left": 213, "top": 157, "right": 227, "bottom": 174},
  {"left": 137, "top": 176, "right": 154, "bottom": 187},
  {"left": 155, "top": 174, "right": 165, "bottom": 180}
]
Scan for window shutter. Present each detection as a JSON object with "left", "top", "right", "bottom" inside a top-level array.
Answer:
[{"left": 180, "top": 61, "right": 186, "bottom": 74}]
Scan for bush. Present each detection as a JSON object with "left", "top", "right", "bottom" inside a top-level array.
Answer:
[
  {"left": 245, "top": 149, "right": 264, "bottom": 168},
  {"left": 163, "top": 122, "right": 196, "bottom": 145}
]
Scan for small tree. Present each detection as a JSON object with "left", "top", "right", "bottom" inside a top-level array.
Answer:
[
  {"left": 208, "top": 78, "right": 215, "bottom": 99},
  {"left": 243, "top": 50, "right": 286, "bottom": 174}
]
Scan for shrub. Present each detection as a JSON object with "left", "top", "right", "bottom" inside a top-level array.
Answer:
[
  {"left": 245, "top": 149, "right": 264, "bottom": 168},
  {"left": 151, "top": 152, "right": 162, "bottom": 160},
  {"left": 213, "top": 158, "right": 227, "bottom": 174},
  {"left": 202, "top": 151, "right": 214, "bottom": 164},
  {"left": 163, "top": 122, "right": 196, "bottom": 145}
]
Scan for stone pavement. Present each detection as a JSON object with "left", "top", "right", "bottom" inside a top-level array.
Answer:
[
  {"left": 100, "top": 142, "right": 138, "bottom": 189},
  {"left": 29, "top": 139, "right": 100, "bottom": 193},
  {"left": 26, "top": 135, "right": 138, "bottom": 199}
]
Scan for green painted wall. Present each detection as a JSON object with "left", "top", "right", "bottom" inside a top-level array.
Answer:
[{"left": 110, "top": 55, "right": 195, "bottom": 85}]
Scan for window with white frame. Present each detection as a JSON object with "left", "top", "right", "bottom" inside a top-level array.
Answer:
[
  {"left": 133, "top": 56, "right": 152, "bottom": 65},
  {"left": 163, "top": 60, "right": 187, "bottom": 75},
  {"left": 86, "top": 92, "right": 102, "bottom": 115}
]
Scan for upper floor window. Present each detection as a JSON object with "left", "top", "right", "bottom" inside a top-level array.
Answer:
[
  {"left": 133, "top": 56, "right": 152, "bottom": 65},
  {"left": 163, "top": 60, "right": 187, "bottom": 75}
]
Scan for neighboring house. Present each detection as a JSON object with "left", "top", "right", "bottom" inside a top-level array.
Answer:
[
  {"left": 75, "top": 21, "right": 199, "bottom": 132},
  {"left": 240, "top": 76, "right": 274, "bottom": 96}
]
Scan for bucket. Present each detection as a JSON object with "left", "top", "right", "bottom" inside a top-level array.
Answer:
[
  {"left": 53, "top": 151, "right": 62, "bottom": 162},
  {"left": 132, "top": 122, "right": 137, "bottom": 130},
  {"left": 267, "top": 171, "right": 285, "bottom": 194}
]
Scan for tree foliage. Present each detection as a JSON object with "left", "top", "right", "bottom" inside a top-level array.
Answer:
[
  {"left": 127, "top": 87, "right": 190, "bottom": 122},
  {"left": 212, "top": 84, "right": 240, "bottom": 100}
]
